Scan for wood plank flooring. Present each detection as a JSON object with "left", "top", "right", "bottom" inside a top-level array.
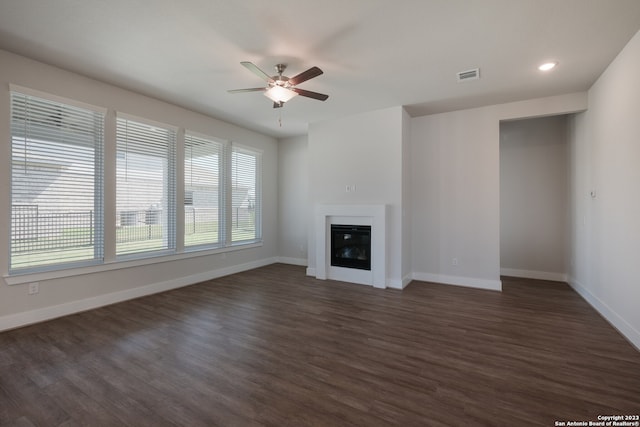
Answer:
[{"left": 1, "top": 264, "right": 639, "bottom": 426}]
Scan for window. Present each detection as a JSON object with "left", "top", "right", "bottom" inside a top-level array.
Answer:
[
  {"left": 8, "top": 88, "right": 263, "bottom": 279},
  {"left": 10, "top": 91, "right": 104, "bottom": 272},
  {"left": 116, "top": 116, "right": 176, "bottom": 257},
  {"left": 184, "top": 133, "right": 225, "bottom": 249},
  {"left": 231, "top": 146, "right": 261, "bottom": 243}
]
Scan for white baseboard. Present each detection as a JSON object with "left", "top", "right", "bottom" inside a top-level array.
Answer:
[
  {"left": 387, "top": 273, "right": 413, "bottom": 290},
  {"left": 311, "top": 268, "right": 500, "bottom": 291},
  {"left": 412, "top": 272, "right": 502, "bottom": 291},
  {"left": 0, "top": 257, "right": 278, "bottom": 333},
  {"left": 276, "top": 257, "right": 307, "bottom": 266},
  {"left": 568, "top": 277, "right": 640, "bottom": 351},
  {"left": 306, "top": 267, "right": 410, "bottom": 290},
  {"left": 386, "top": 279, "right": 403, "bottom": 289},
  {"left": 500, "top": 268, "right": 568, "bottom": 282}
]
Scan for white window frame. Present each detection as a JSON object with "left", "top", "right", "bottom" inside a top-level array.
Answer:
[
  {"left": 115, "top": 113, "right": 178, "bottom": 260},
  {"left": 183, "top": 131, "right": 227, "bottom": 251},
  {"left": 4, "top": 88, "right": 264, "bottom": 285},
  {"left": 8, "top": 86, "right": 106, "bottom": 274},
  {"left": 229, "top": 143, "right": 263, "bottom": 246}
]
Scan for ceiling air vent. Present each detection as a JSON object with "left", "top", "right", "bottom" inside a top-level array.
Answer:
[{"left": 457, "top": 68, "right": 480, "bottom": 82}]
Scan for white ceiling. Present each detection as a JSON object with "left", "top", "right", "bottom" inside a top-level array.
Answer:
[{"left": 1, "top": 0, "right": 640, "bottom": 138}]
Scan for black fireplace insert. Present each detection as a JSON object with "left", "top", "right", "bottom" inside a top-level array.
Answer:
[{"left": 330, "top": 224, "right": 371, "bottom": 271}]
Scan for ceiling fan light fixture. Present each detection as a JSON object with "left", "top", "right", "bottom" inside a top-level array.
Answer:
[
  {"left": 538, "top": 61, "right": 558, "bottom": 71},
  {"left": 264, "top": 85, "right": 298, "bottom": 103}
]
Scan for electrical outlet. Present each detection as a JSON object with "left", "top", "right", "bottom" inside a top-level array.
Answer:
[
  {"left": 452, "top": 258, "right": 458, "bottom": 266},
  {"left": 28, "top": 282, "right": 39, "bottom": 295}
]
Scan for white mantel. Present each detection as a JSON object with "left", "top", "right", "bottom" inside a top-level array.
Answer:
[{"left": 315, "top": 204, "right": 387, "bottom": 288}]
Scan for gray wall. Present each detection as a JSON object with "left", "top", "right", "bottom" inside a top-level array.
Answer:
[
  {"left": 410, "top": 94, "right": 585, "bottom": 290},
  {"left": 500, "top": 115, "right": 569, "bottom": 281},
  {"left": 277, "top": 135, "right": 309, "bottom": 264},
  {"left": 568, "top": 29, "right": 640, "bottom": 350}
]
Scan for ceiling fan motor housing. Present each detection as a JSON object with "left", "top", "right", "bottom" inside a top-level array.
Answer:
[{"left": 272, "top": 64, "right": 291, "bottom": 88}]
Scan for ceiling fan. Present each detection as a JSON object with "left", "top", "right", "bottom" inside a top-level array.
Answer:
[{"left": 228, "top": 62, "right": 329, "bottom": 108}]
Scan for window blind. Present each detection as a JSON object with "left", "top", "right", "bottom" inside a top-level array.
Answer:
[
  {"left": 10, "top": 91, "right": 104, "bottom": 272},
  {"left": 116, "top": 116, "right": 176, "bottom": 257},
  {"left": 184, "top": 133, "right": 226, "bottom": 249},
  {"left": 231, "top": 146, "right": 261, "bottom": 243}
]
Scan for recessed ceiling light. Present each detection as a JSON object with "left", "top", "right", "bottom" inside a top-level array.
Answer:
[{"left": 538, "top": 62, "right": 558, "bottom": 71}]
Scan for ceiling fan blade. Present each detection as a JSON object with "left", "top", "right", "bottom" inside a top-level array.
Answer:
[
  {"left": 291, "top": 88, "right": 329, "bottom": 101},
  {"left": 227, "top": 88, "right": 266, "bottom": 93},
  {"left": 241, "top": 61, "right": 275, "bottom": 83},
  {"left": 289, "top": 66, "right": 323, "bottom": 86}
]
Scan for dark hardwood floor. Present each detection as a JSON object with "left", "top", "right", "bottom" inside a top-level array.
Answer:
[{"left": 1, "top": 264, "right": 639, "bottom": 426}]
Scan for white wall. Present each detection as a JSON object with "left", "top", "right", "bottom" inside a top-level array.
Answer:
[
  {"left": 277, "top": 135, "right": 309, "bottom": 265},
  {"left": 410, "top": 93, "right": 586, "bottom": 291},
  {"left": 500, "top": 116, "right": 569, "bottom": 281},
  {"left": 568, "top": 30, "right": 640, "bottom": 350},
  {"left": 307, "top": 106, "right": 406, "bottom": 287},
  {"left": 0, "top": 49, "right": 279, "bottom": 330}
]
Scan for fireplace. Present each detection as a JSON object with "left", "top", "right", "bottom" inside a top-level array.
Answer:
[
  {"left": 313, "top": 204, "right": 386, "bottom": 288},
  {"left": 331, "top": 224, "right": 371, "bottom": 270}
]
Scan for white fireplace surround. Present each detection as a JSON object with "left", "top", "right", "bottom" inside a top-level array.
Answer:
[{"left": 315, "top": 204, "right": 387, "bottom": 288}]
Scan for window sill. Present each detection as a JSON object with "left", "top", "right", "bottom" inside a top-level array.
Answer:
[{"left": 4, "top": 241, "right": 263, "bottom": 286}]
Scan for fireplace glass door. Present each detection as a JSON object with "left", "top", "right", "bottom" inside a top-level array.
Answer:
[{"left": 330, "top": 224, "right": 371, "bottom": 271}]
